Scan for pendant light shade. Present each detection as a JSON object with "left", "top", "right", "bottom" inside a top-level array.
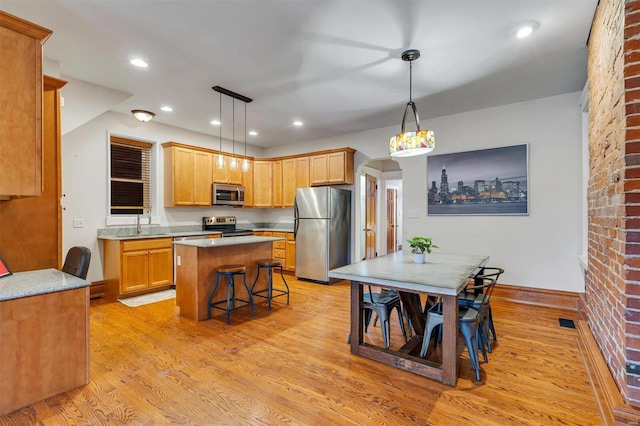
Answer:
[
  {"left": 242, "top": 102, "right": 250, "bottom": 172},
  {"left": 389, "top": 49, "right": 435, "bottom": 157}
]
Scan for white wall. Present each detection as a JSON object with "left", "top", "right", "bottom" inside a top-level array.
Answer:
[
  {"left": 265, "top": 92, "right": 584, "bottom": 292},
  {"left": 63, "top": 91, "right": 584, "bottom": 292}
]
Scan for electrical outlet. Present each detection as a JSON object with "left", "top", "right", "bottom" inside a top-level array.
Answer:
[
  {"left": 73, "top": 218, "right": 85, "bottom": 228},
  {"left": 176, "top": 256, "right": 181, "bottom": 266},
  {"left": 408, "top": 210, "right": 419, "bottom": 218}
]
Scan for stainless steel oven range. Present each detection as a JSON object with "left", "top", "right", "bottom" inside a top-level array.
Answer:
[{"left": 202, "top": 216, "right": 253, "bottom": 237}]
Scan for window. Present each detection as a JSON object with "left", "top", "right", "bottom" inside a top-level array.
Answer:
[{"left": 110, "top": 135, "right": 152, "bottom": 215}]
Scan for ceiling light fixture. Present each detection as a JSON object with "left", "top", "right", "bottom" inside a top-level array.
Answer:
[
  {"left": 130, "top": 58, "right": 148, "bottom": 68},
  {"left": 131, "top": 109, "right": 155, "bottom": 122},
  {"left": 293, "top": 120, "right": 303, "bottom": 127},
  {"left": 515, "top": 22, "right": 538, "bottom": 39},
  {"left": 389, "top": 49, "right": 435, "bottom": 157},
  {"left": 161, "top": 106, "right": 173, "bottom": 112},
  {"left": 249, "top": 131, "right": 258, "bottom": 136},
  {"left": 212, "top": 86, "right": 253, "bottom": 173}
]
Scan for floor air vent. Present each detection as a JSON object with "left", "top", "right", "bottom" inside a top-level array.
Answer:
[{"left": 558, "top": 318, "right": 576, "bottom": 329}]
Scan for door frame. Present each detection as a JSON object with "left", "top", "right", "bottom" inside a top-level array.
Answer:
[{"left": 354, "top": 163, "right": 402, "bottom": 261}]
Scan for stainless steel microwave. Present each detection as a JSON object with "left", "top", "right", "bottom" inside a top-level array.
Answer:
[{"left": 212, "top": 183, "right": 245, "bottom": 206}]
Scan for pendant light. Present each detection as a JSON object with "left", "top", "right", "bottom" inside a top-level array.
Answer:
[
  {"left": 217, "top": 92, "right": 224, "bottom": 168},
  {"left": 242, "top": 102, "right": 249, "bottom": 172},
  {"left": 212, "top": 86, "right": 253, "bottom": 171},
  {"left": 389, "top": 49, "right": 435, "bottom": 157},
  {"left": 230, "top": 98, "right": 238, "bottom": 171}
]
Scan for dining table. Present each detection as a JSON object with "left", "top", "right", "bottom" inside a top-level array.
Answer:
[{"left": 328, "top": 250, "right": 489, "bottom": 386}]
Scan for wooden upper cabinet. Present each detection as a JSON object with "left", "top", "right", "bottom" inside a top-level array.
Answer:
[
  {"left": 310, "top": 149, "right": 355, "bottom": 186},
  {"left": 163, "top": 144, "right": 212, "bottom": 206},
  {"left": 242, "top": 159, "right": 254, "bottom": 207},
  {"left": 272, "top": 160, "right": 283, "bottom": 207},
  {"left": 295, "top": 157, "right": 310, "bottom": 189},
  {"left": 192, "top": 150, "right": 213, "bottom": 205},
  {"left": 282, "top": 158, "right": 296, "bottom": 208},
  {"left": 0, "top": 12, "right": 52, "bottom": 197},
  {"left": 212, "top": 154, "right": 243, "bottom": 185},
  {"left": 253, "top": 160, "right": 273, "bottom": 208}
]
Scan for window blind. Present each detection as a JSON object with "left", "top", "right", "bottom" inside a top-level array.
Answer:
[{"left": 110, "top": 136, "right": 152, "bottom": 215}]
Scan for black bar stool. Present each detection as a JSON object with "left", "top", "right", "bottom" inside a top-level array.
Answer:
[
  {"left": 251, "top": 259, "right": 290, "bottom": 310},
  {"left": 208, "top": 264, "right": 254, "bottom": 324}
]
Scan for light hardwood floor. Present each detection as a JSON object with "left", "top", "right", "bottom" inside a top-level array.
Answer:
[{"left": 1, "top": 277, "right": 600, "bottom": 425}]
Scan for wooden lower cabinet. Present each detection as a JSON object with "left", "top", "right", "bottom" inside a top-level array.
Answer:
[
  {"left": 254, "top": 231, "right": 295, "bottom": 272},
  {"left": 104, "top": 238, "right": 173, "bottom": 298},
  {"left": 285, "top": 233, "right": 296, "bottom": 271}
]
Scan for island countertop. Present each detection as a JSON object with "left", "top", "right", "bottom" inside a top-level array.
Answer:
[
  {"left": 173, "top": 235, "right": 285, "bottom": 248},
  {"left": 0, "top": 268, "right": 90, "bottom": 301}
]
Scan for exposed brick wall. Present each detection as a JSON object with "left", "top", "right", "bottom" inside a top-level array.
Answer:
[{"left": 587, "top": 0, "right": 640, "bottom": 405}]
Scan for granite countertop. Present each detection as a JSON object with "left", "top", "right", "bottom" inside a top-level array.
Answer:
[
  {"left": 0, "top": 268, "right": 90, "bottom": 301},
  {"left": 98, "top": 230, "right": 223, "bottom": 241},
  {"left": 173, "top": 235, "right": 285, "bottom": 248},
  {"left": 328, "top": 251, "right": 490, "bottom": 296}
]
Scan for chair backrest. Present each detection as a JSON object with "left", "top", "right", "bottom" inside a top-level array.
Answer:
[{"left": 62, "top": 246, "right": 91, "bottom": 279}]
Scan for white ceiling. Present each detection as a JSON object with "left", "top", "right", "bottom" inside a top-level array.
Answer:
[{"left": 2, "top": 0, "right": 597, "bottom": 148}]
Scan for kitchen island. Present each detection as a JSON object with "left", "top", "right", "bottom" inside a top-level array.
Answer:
[
  {"left": 0, "top": 269, "right": 90, "bottom": 415},
  {"left": 174, "top": 235, "right": 285, "bottom": 321}
]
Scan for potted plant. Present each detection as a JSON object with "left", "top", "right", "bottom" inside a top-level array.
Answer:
[{"left": 407, "top": 237, "right": 438, "bottom": 264}]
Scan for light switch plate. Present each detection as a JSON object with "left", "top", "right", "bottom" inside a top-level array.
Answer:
[
  {"left": 73, "top": 218, "right": 85, "bottom": 228},
  {"left": 408, "top": 210, "right": 419, "bottom": 218}
]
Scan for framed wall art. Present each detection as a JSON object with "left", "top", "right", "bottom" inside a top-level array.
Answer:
[{"left": 427, "top": 144, "right": 528, "bottom": 216}]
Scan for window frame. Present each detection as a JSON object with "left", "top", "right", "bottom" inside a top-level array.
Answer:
[{"left": 106, "top": 132, "right": 159, "bottom": 227}]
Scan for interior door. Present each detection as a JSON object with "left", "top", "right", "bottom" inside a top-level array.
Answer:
[
  {"left": 386, "top": 188, "right": 397, "bottom": 253},
  {"left": 365, "top": 174, "right": 377, "bottom": 260}
]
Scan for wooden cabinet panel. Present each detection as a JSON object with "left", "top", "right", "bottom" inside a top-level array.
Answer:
[
  {"left": 272, "top": 160, "right": 282, "bottom": 207},
  {"left": 242, "top": 159, "right": 254, "bottom": 207},
  {"left": 296, "top": 157, "right": 310, "bottom": 189},
  {"left": 173, "top": 147, "right": 195, "bottom": 205},
  {"left": 122, "top": 250, "right": 150, "bottom": 293},
  {"left": 285, "top": 236, "right": 296, "bottom": 271},
  {"left": 193, "top": 151, "right": 212, "bottom": 205},
  {"left": 282, "top": 159, "right": 296, "bottom": 208},
  {"left": 149, "top": 248, "right": 173, "bottom": 287},
  {"left": 229, "top": 157, "right": 243, "bottom": 185},
  {"left": 310, "top": 155, "right": 328, "bottom": 185},
  {"left": 253, "top": 161, "right": 273, "bottom": 207},
  {"left": 0, "top": 12, "right": 51, "bottom": 197}
]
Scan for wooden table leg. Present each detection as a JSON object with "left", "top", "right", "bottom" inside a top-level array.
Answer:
[
  {"left": 350, "top": 280, "right": 363, "bottom": 354},
  {"left": 441, "top": 294, "right": 459, "bottom": 386},
  {"left": 399, "top": 292, "right": 425, "bottom": 336}
]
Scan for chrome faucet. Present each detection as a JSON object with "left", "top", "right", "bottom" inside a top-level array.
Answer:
[{"left": 136, "top": 213, "right": 142, "bottom": 235}]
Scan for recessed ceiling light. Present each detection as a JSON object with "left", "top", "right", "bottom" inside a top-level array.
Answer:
[
  {"left": 293, "top": 121, "right": 303, "bottom": 127},
  {"left": 161, "top": 106, "right": 173, "bottom": 112},
  {"left": 211, "top": 120, "right": 221, "bottom": 126},
  {"left": 130, "top": 58, "right": 148, "bottom": 68},
  {"left": 249, "top": 131, "right": 258, "bottom": 136},
  {"left": 515, "top": 22, "right": 538, "bottom": 39}
]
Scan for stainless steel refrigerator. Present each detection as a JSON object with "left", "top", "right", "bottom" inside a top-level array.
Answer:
[{"left": 294, "top": 187, "right": 351, "bottom": 283}]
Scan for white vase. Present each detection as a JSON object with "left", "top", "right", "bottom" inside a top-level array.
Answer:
[{"left": 414, "top": 253, "right": 425, "bottom": 264}]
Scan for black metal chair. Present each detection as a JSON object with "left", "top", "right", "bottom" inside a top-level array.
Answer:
[
  {"left": 420, "top": 277, "right": 497, "bottom": 381},
  {"left": 459, "top": 267, "right": 504, "bottom": 353},
  {"left": 61, "top": 246, "right": 91, "bottom": 279},
  {"left": 363, "top": 286, "right": 407, "bottom": 349},
  {"left": 251, "top": 259, "right": 290, "bottom": 310}
]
